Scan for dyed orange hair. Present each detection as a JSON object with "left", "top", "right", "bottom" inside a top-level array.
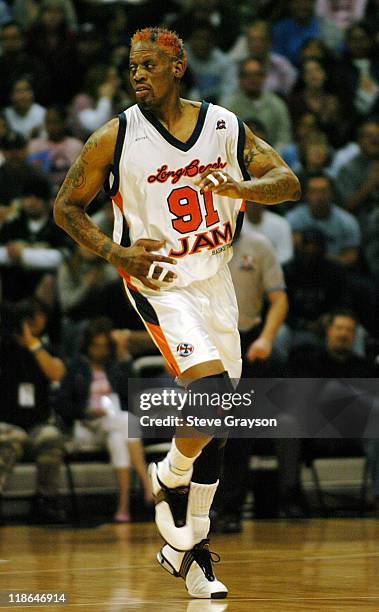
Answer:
[{"left": 131, "top": 27, "right": 186, "bottom": 60}]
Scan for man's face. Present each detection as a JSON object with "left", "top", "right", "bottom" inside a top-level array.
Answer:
[
  {"left": 306, "top": 177, "right": 332, "bottom": 218},
  {"left": 240, "top": 60, "right": 265, "bottom": 97},
  {"left": 88, "top": 333, "right": 111, "bottom": 365},
  {"left": 246, "top": 24, "right": 269, "bottom": 58},
  {"left": 190, "top": 28, "right": 214, "bottom": 60},
  {"left": 359, "top": 123, "right": 379, "bottom": 159},
  {"left": 327, "top": 316, "right": 356, "bottom": 355},
  {"left": 45, "top": 109, "right": 65, "bottom": 140},
  {"left": 129, "top": 42, "right": 180, "bottom": 109},
  {"left": 11, "top": 80, "right": 33, "bottom": 112},
  {"left": 1, "top": 25, "right": 24, "bottom": 54},
  {"left": 22, "top": 195, "right": 47, "bottom": 220}
]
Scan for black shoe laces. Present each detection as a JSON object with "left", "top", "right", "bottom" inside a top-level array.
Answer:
[{"left": 191, "top": 539, "right": 221, "bottom": 582}]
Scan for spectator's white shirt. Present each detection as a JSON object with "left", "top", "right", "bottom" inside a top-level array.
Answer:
[
  {"left": 243, "top": 211, "right": 293, "bottom": 264},
  {"left": 4, "top": 104, "right": 46, "bottom": 139}
]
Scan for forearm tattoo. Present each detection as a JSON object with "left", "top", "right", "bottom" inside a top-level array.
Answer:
[
  {"left": 55, "top": 135, "right": 117, "bottom": 262},
  {"left": 242, "top": 126, "right": 300, "bottom": 203}
]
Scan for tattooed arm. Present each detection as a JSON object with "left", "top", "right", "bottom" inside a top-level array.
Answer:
[
  {"left": 54, "top": 120, "right": 177, "bottom": 290},
  {"left": 196, "top": 123, "right": 301, "bottom": 205}
]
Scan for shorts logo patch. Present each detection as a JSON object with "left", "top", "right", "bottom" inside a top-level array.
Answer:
[{"left": 177, "top": 343, "right": 194, "bottom": 357}]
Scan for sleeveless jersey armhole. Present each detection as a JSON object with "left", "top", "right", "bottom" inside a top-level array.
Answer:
[{"left": 103, "top": 112, "right": 127, "bottom": 196}]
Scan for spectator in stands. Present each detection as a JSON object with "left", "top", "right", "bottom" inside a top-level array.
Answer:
[
  {"left": 338, "top": 23, "right": 379, "bottom": 118},
  {"left": 216, "top": 232, "right": 306, "bottom": 527},
  {"left": 0, "top": 132, "right": 52, "bottom": 228},
  {"left": 287, "top": 57, "right": 351, "bottom": 147},
  {"left": 0, "top": 298, "right": 66, "bottom": 523},
  {"left": 287, "top": 173, "right": 361, "bottom": 267},
  {"left": 28, "top": 105, "right": 83, "bottom": 194},
  {"left": 295, "top": 132, "right": 334, "bottom": 184},
  {"left": 221, "top": 57, "right": 293, "bottom": 148},
  {"left": 14, "top": 0, "right": 77, "bottom": 31},
  {"left": 277, "top": 229, "right": 352, "bottom": 357},
  {"left": 56, "top": 317, "right": 152, "bottom": 523},
  {"left": 336, "top": 117, "right": 379, "bottom": 220},
  {"left": 279, "top": 111, "right": 322, "bottom": 172},
  {"left": 271, "top": 0, "right": 344, "bottom": 66},
  {"left": 27, "top": 0, "right": 78, "bottom": 104},
  {"left": 4, "top": 78, "right": 46, "bottom": 139},
  {"left": 365, "top": 206, "right": 379, "bottom": 278},
  {"left": 0, "top": 22, "right": 50, "bottom": 107},
  {"left": 316, "top": 0, "right": 368, "bottom": 30},
  {"left": 0, "top": 172, "right": 70, "bottom": 301},
  {"left": 170, "top": 0, "right": 241, "bottom": 52},
  {"left": 186, "top": 21, "right": 236, "bottom": 103},
  {"left": 69, "top": 64, "right": 122, "bottom": 140},
  {"left": 288, "top": 308, "right": 377, "bottom": 510},
  {"left": 228, "top": 20, "right": 297, "bottom": 95},
  {"left": 244, "top": 202, "right": 293, "bottom": 265}
]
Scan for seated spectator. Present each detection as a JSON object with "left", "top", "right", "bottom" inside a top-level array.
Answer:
[
  {"left": 186, "top": 21, "right": 236, "bottom": 103},
  {"left": 295, "top": 132, "right": 334, "bottom": 184},
  {"left": 14, "top": 0, "right": 77, "bottom": 31},
  {"left": 56, "top": 317, "right": 152, "bottom": 523},
  {"left": 336, "top": 117, "right": 379, "bottom": 221},
  {"left": 69, "top": 64, "right": 122, "bottom": 140},
  {"left": 28, "top": 106, "right": 83, "bottom": 194},
  {"left": 0, "top": 22, "right": 50, "bottom": 107},
  {"left": 221, "top": 57, "right": 293, "bottom": 148},
  {"left": 0, "top": 132, "right": 36, "bottom": 215},
  {"left": 230, "top": 227, "right": 288, "bottom": 373},
  {"left": 271, "top": 0, "right": 344, "bottom": 66},
  {"left": 228, "top": 20, "right": 297, "bottom": 95},
  {"left": 287, "top": 57, "right": 352, "bottom": 147},
  {"left": 277, "top": 229, "right": 352, "bottom": 357},
  {"left": 169, "top": 0, "right": 241, "bottom": 52},
  {"left": 288, "top": 308, "right": 377, "bottom": 511},
  {"left": 316, "top": 0, "right": 368, "bottom": 30},
  {"left": 244, "top": 202, "right": 293, "bottom": 264},
  {"left": 27, "top": 0, "right": 78, "bottom": 105},
  {"left": 279, "top": 111, "right": 322, "bottom": 171},
  {"left": 4, "top": 78, "right": 46, "bottom": 139},
  {"left": 0, "top": 299, "right": 66, "bottom": 523},
  {"left": 287, "top": 173, "right": 361, "bottom": 267},
  {"left": 0, "top": 172, "right": 70, "bottom": 301},
  {"left": 338, "top": 23, "right": 379, "bottom": 118}
]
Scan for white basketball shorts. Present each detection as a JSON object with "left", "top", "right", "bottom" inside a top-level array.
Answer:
[{"left": 124, "top": 265, "right": 242, "bottom": 381}]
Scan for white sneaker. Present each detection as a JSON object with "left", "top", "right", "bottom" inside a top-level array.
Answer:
[
  {"left": 149, "top": 463, "right": 194, "bottom": 551},
  {"left": 157, "top": 539, "right": 228, "bottom": 599}
]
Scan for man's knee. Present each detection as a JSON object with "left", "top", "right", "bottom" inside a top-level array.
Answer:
[
  {"left": 183, "top": 371, "right": 235, "bottom": 436},
  {"left": 32, "top": 425, "right": 65, "bottom": 461}
]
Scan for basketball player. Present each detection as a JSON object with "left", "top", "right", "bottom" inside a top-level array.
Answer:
[{"left": 54, "top": 27, "right": 300, "bottom": 599}]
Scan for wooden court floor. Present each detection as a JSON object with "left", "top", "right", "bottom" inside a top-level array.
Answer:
[{"left": 0, "top": 518, "right": 378, "bottom": 611}]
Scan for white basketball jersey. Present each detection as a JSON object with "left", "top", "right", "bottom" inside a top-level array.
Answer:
[{"left": 107, "top": 101, "right": 249, "bottom": 290}]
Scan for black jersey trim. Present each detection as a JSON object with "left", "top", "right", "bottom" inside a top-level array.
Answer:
[
  {"left": 237, "top": 117, "right": 250, "bottom": 181},
  {"left": 138, "top": 101, "right": 209, "bottom": 152},
  {"left": 128, "top": 287, "right": 160, "bottom": 326},
  {"left": 104, "top": 112, "right": 127, "bottom": 196}
]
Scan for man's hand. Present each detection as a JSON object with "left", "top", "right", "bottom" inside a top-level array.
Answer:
[
  {"left": 16, "top": 320, "right": 38, "bottom": 349},
  {"left": 246, "top": 337, "right": 272, "bottom": 362},
  {"left": 7, "top": 241, "right": 25, "bottom": 262},
  {"left": 195, "top": 169, "right": 242, "bottom": 198},
  {"left": 110, "top": 239, "right": 177, "bottom": 291}
]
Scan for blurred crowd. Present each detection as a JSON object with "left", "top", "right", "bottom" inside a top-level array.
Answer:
[{"left": 1, "top": 0, "right": 379, "bottom": 526}]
